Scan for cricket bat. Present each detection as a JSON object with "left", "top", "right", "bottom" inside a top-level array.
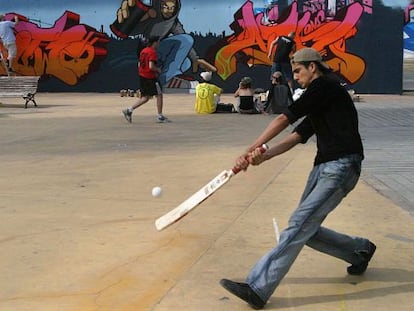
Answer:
[{"left": 155, "top": 144, "right": 268, "bottom": 231}]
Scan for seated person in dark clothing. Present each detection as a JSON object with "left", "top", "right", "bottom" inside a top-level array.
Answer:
[
  {"left": 265, "top": 71, "right": 293, "bottom": 114},
  {"left": 234, "top": 76, "right": 260, "bottom": 114}
]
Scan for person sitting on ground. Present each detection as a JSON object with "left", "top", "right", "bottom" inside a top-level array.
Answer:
[
  {"left": 195, "top": 71, "right": 235, "bottom": 113},
  {"left": 264, "top": 71, "right": 293, "bottom": 114},
  {"left": 234, "top": 76, "right": 260, "bottom": 114},
  {"left": 195, "top": 71, "right": 223, "bottom": 114}
]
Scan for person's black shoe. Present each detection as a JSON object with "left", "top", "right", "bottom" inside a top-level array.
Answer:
[
  {"left": 220, "top": 279, "right": 266, "bottom": 309},
  {"left": 347, "top": 242, "right": 376, "bottom": 275},
  {"left": 122, "top": 109, "right": 132, "bottom": 123}
]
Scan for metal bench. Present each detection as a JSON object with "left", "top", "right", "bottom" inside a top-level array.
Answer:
[{"left": 0, "top": 76, "right": 41, "bottom": 108}]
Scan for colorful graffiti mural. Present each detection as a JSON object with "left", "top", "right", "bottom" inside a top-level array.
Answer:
[
  {"left": 110, "top": 0, "right": 216, "bottom": 86},
  {"left": 0, "top": 11, "right": 109, "bottom": 85},
  {"left": 0, "top": 1, "right": 404, "bottom": 93},
  {"left": 214, "top": 0, "right": 372, "bottom": 84}
]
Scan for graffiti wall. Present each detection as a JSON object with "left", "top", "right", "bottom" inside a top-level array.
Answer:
[
  {"left": 0, "top": 0, "right": 406, "bottom": 94},
  {"left": 404, "top": 2, "right": 414, "bottom": 57}
]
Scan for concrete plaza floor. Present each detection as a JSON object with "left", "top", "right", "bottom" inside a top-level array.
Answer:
[{"left": 0, "top": 93, "right": 413, "bottom": 310}]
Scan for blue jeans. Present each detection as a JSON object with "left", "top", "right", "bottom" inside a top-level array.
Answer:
[
  {"left": 247, "top": 154, "right": 370, "bottom": 302},
  {"left": 158, "top": 34, "right": 193, "bottom": 86}
]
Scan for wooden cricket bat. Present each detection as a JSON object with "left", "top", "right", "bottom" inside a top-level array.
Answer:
[{"left": 155, "top": 144, "right": 268, "bottom": 231}]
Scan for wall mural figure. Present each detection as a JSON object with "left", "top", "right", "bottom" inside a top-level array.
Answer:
[
  {"left": 404, "top": 2, "right": 414, "bottom": 57},
  {"left": 213, "top": 0, "right": 372, "bottom": 86},
  {"left": 0, "top": 1, "right": 400, "bottom": 93},
  {"left": 0, "top": 11, "right": 109, "bottom": 85},
  {"left": 110, "top": 0, "right": 216, "bottom": 86}
]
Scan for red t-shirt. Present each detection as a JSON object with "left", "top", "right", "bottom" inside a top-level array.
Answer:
[{"left": 138, "top": 46, "right": 158, "bottom": 79}]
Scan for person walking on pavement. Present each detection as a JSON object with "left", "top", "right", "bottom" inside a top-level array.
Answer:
[
  {"left": 122, "top": 36, "right": 170, "bottom": 123},
  {"left": 220, "top": 47, "right": 376, "bottom": 309},
  {"left": 0, "top": 14, "right": 19, "bottom": 73},
  {"left": 268, "top": 31, "right": 296, "bottom": 91}
]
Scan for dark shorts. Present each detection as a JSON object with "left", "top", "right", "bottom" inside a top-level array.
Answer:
[
  {"left": 139, "top": 76, "right": 162, "bottom": 97},
  {"left": 238, "top": 96, "right": 260, "bottom": 114},
  {"left": 272, "top": 62, "right": 293, "bottom": 82}
]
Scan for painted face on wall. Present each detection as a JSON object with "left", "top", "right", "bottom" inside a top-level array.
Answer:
[
  {"left": 161, "top": 0, "right": 177, "bottom": 19},
  {"left": 48, "top": 33, "right": 98, "bottom": 85}
]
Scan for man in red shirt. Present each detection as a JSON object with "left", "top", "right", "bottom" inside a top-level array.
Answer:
[{"left": 123, "top": 36, "right": 170, "bottom": 123}]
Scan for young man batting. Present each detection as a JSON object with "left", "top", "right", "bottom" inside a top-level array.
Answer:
[{"left": 220, "top": 47, "right": 376, "bottom": 309}]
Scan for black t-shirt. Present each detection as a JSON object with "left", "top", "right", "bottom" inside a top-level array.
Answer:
[
  {"left": 273, "top": 36, "right": 295, "bottom": 63},
  {"left": 283, "top": 76, "right": 364, "bottom": 165},
  {"left": 266, "top": 84, "right": 292, "bottom": 114}
]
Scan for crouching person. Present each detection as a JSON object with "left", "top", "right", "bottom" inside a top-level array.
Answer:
[{"left": 195, "top": 71, "right": 234, "bottom": 113}]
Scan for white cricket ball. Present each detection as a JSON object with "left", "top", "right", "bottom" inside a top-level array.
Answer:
[{"left": 152, "top": 186, "right": 162, "bottom": 197}]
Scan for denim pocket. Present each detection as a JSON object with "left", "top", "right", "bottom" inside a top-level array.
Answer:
[
  {"left": 321, "top": 156, "right": 362, "bottom": 194},
  {"left": 322, "top": 159, "right": 350, "bottom": 178}
]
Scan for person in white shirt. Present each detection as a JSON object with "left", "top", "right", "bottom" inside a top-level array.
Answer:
[{"left": 0, "top": 14, "right": 19, "bottom": 72}]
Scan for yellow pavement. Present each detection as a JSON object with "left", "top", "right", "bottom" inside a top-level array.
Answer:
[{"left": 0, "top": 93, "right": 413, "bottom": 311}]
